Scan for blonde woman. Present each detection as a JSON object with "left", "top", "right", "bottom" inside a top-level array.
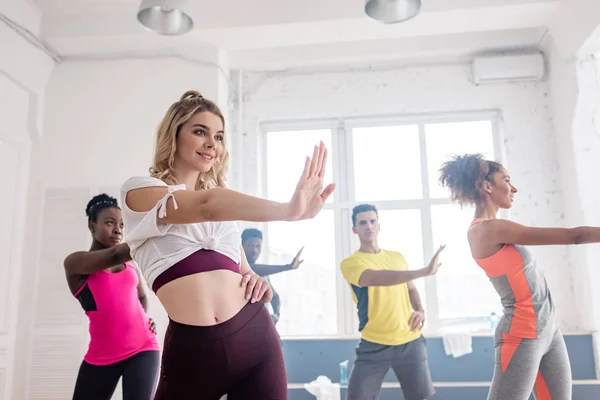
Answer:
[{"left": 121, "top": 90, "right": 335, "bottom": 400}]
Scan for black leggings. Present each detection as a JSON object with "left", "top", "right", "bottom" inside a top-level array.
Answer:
[
  {"left": 72, "top": 350, "right": 160, "bottom": 400},
  {"left": 155, "top": 302, "right": 287, "bottom": 400}
]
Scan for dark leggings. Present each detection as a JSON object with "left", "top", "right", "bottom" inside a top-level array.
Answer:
[
  {"left": 73, "top": 350, "right": 160, "bottom": 400},
  {"left": 155, "top": 302, "right": 287, "bottom": 400}
]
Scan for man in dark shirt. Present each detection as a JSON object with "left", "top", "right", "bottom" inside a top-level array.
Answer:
[{"left": 241, "top": 228, "right": 303, "bottom": 325}]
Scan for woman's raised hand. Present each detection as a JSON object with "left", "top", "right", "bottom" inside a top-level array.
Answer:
[{"left": 288, "top": 142, "right": 336, "bottom": 221}]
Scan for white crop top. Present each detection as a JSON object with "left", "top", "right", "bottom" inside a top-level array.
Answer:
[{"left": 120, "top": 176, "right": 242, "bottom": 289}]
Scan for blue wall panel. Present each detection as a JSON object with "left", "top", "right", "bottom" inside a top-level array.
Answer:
[{"left": 283, "top": 334, "right": 596, "bottom": 384}]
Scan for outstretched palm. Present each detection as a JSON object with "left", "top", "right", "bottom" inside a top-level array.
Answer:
[
  {"left": 291, "top": 246, "right": 304, "bottom": 269},
  {"left": 289, "top": 142, "right": 336, "bottom": 220},
  {"left": 424, "top": 245, "right": 445, "bottom": 276}
]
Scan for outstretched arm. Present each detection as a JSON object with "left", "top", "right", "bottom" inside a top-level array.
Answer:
[
  {"left": 252, "top": 246, "right": 303, "bottom": 277},
  {"left": 475, "top": 219, "right": 600, "bottom": 247},
  {"left": 64, "top": 243, "right": 132, "bottom": 276},
  {"left": 358, "top": 269, "right": 429, "bottom": 287},
  {"left": 358, "top": 246, "right": 445, "bottom": 287},
  {"left": 128, "top": 186, "right": 294, "bottom": 224},
  {"left": 253, "top": 264, "right": 293, "bottom": 277},
  {"left": 125, "top": 143, "right": 335, "bottom": 225}
]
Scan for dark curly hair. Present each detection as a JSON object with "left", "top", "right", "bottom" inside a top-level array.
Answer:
[
  {"left": 438, "top": 154, "right": 503, "bottom": 206},
  {"left": 86, "top": 193, "right": 120, "bottom": 222}
]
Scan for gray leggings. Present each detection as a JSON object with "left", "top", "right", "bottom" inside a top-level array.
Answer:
[{"left": 488, "top": 327, "right": 572, "bottom": 400}]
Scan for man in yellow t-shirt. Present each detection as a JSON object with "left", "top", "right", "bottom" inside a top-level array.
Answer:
[{"left": 340, "top": 204, "right": 445, "bottom": 400}]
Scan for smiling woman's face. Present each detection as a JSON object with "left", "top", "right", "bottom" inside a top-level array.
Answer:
[{"left": 174, "top": 111, "right": 225, "bottom": 173}]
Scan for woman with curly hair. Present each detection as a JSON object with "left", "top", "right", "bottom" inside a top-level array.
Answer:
[
  {"left": 121, "top": 90, "right": 335, "bottom": 399},
  {"left": 438, "top": 154, "right": 593, "bottom": 400}
]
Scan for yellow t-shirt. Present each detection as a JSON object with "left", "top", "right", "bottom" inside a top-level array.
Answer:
[{"left": 340, "top": 249, "right": 421, "bottom": 346}]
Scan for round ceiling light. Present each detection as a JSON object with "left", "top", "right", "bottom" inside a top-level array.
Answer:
[
  {"left": 365, "top": 0, "right": 422, "bottom": 24},
  {"left": 137, "top": 0, "right": 194, "bottom": 36}
]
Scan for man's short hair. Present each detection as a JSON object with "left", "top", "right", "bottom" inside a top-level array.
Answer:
[
  {"left": 351, "top": 204, "right": 379, "bottom": 226},
  {"left": 241, "top": 228, "right": 263, "bottom": 243}
]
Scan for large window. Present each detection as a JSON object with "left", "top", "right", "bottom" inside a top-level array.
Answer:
[
  {"left": 263, "top": 129, "right": 337, "bottom": 336},
  {"left": 352, "top": 125, "right": 422, "bottom": 201},
  {"left": 262, "top": 114, "right": 501, "bottom": 336},
  {"left": 265, "top": 129, "right": 333, "bottom": 203},
  {"left": 265, "top": 211, "right": 337, "bottom": 335}
]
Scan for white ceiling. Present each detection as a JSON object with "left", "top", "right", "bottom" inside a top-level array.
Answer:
[{"left": 34, "top": 0, "right": 561, "bottom": 69}]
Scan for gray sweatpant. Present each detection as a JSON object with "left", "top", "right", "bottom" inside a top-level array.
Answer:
[
  {"left": 488, "top": 325, "right": 572, "bottom": 400},
  {"left": 346, "top": 336, "right": 435, "bottom": 400}
]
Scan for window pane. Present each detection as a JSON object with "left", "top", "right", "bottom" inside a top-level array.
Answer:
[
  {"left": 431, "top": 204, "right": 502, "bottom": 320},
  {"left": 373, "top": 209, "right": 427, "bottom": 313},
  {"left": 266, "top": 129, "right": 333, "bottom": 203},
  {"left": 265, "top": 210, "right": 337, "bottom": 336},
  {"left": 353, "top": 126, "right": 422, "bottom": 201},
  {"left": 425, "top": 121, "right": 495, "bottom": 199}
]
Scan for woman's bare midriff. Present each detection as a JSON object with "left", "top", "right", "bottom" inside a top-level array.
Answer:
[{"left": 156, "top": 270, "right": 250, "bottom": 326}]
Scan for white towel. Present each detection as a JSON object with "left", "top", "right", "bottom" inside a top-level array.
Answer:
[
  {"left": 442, "top": 332, "right": 473, "bottom": 358},
  {"left": 304, "top": 376, "right": 341, "bottom": 400}
]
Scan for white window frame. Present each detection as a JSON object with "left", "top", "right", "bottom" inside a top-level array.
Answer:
[{"left": 260, "top": 110, "right": 505, "bottom": 337}]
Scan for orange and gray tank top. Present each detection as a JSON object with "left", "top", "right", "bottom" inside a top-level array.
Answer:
[{"left": 471, "top": 218, "right": 554, "bottom": 339}]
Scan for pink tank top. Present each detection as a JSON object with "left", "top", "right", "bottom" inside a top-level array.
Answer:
[{"left": 74, "top": 263, "right": 159, "bottom": 365}]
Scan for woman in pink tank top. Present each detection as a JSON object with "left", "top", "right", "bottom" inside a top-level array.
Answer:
[{"left": 64, "top": 194, "right": 160, "bottom": 400}]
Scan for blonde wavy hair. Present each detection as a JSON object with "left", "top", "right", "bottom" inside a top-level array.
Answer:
[{"left": 150, "top": 90, "right": 229, "bottom": 190}]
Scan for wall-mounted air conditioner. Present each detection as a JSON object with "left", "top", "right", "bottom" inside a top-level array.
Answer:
[{"left": 472, "top": 53, "right": 546, "bottom": 84}]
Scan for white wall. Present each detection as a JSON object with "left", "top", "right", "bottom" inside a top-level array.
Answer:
[
  {"left": 23, "top": 55, "right": 230, "bottom": 399},
  {"left": 549, "top": 0, "right": 600, "bottom": 58},
  {"left": 41, "top": 56, "right": 230, "bottom": 188},
  {"left": 545, "top": 3, "right": 600, "bottom": 370},
  {"left": 237, "top": 61, "right": 579, "bottom": 331},
  {"left": 0, "top": 0, "right": 55, "bottom": 399},
  {"left": 546, "top": 40, "right": 598, "bottom": 333}
]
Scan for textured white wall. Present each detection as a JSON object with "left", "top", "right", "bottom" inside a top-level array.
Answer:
[{"left": 548, "top": 24, "right": 600, "bottom": 334}]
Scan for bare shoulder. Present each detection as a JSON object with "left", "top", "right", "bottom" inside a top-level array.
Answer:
[
  {"left": 470, "top": 218, "right": 512, "bottom": 236},
  {"left": 121, "top": 176, "right": 173, "bottom": 213},
  {"left": 483, "top": 219, "right": 530, "bottom": 236},
  {"left": 126, "top": 186, "right": 170, "bottom": 213},
  {"left": 470, "top": 218, "right": 575, "bottom": 247}
]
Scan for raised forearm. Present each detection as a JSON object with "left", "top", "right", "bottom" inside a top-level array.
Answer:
[
  {"left": 203, "top": 188, "right": 295, "bottom": 222},
  {"left": 252, "top": 264, "right": 293, "bottom": 277},
  {"left": 359, "top": 269, "right": 428, "bottom": 287},
  {"left": 64, "top": 243, "right": 132, "bottom": 275},
  {"left": 112, "top": 243, "right": 133, "bottom": 265},
  {"left": 571, "top": 227, "right": 600, "bottom": 244}
]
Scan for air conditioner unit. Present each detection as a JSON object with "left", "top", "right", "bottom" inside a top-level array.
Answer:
[{"left": 472, "top": 53, "right": 545, "bottom": 84}]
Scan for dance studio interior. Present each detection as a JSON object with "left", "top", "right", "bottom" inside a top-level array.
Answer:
[{"left": 3, "top": 0, "right": 600, "bottom": 399}]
